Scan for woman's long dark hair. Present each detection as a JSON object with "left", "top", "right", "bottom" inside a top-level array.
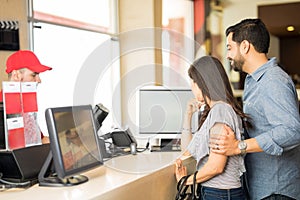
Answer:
[{"left": 188, "top": 56, "right": 251, "bottom": 130}]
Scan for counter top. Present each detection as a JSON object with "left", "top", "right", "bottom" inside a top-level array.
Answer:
[{"left": 0, "top": 151, "right": 196, "bottom": 200}]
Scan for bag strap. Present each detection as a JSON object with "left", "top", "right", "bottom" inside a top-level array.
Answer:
[
  {"left": 176, "top": 174, "right": 192, "bottom": 200},
  {"left": 177, "top": 175, "right": 189, "bottom": 191},
  {"left": 191, "top": 171, "right": 199, "bottom": 199},
  {"left": 176, "top": 171, "right": 199, "bottom": 200}
]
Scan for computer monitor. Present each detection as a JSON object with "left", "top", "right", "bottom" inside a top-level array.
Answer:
[
  {"left": 138, "top": 87, "right": 198, "bottom": 141},
  {"left": 38, "top": 105, "right": 103, "bottom": 187}
]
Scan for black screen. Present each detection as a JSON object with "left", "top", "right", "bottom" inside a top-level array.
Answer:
[{"left": 45, "top": 105, "right": 103, "bottom": 179}]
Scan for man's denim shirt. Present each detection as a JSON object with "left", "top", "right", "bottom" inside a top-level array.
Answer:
[{"left": 243, "top": 57, "right": 300, "bottom": 199}]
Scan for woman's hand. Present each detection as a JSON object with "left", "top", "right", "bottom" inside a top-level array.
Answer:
[
  {"left": 175, "top": 159, "right": 187, "bottom": 182},
  {"left": 185, "top": 98, "right": 204, "bottom": 115}
]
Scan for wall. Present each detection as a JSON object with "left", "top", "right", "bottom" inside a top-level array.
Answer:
[
  {"left": 118, "top": 0, "right": 162, "bottom": 131},
  {"left": 222, "top": 0, "right": 300, "bottom": 84},
  {"left": 257, "top": 2, "right": 300, "bottom": 80},
  {"left": 280, "top": 37, "right": 300, "bottom": 75},
  {"left": 0, "top": 0, "right": 29, "bottom": 88}
]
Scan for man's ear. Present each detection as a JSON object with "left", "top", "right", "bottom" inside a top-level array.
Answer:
[
  {"left": 240, "top": 40, "right": 250, "bottom": 54},
  {"left": 10, "top": 70, "right": 22, "bottom": 81}
]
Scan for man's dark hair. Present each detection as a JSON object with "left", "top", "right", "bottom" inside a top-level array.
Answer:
[{"left": 226, "top": 18, "right": 270, "bottom": 53}]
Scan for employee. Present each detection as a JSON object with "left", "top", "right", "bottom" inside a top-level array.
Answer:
[{"left": 0, "top": 50, "right": 52, "bottom": 143}]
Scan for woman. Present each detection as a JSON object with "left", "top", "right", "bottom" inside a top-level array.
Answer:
[{"left": 175, "top": 56, "right": 250, "bottom": 200}]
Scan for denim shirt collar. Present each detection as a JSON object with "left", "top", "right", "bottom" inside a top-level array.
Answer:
[{"left": 247, "top": 57, "right": 277, "bottom": 82}]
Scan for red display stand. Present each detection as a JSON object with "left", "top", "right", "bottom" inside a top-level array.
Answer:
[{"left": 2, "top": 81, "right": 41, "bottom": 150}]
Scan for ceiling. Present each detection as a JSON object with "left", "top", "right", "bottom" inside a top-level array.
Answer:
[{"left": 258, "top": 2, "right": 300, "bottom": 38}]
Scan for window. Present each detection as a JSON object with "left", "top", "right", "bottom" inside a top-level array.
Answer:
[
  {"left": 30, "top": 0, "right": 119, "bottom": 135},
  {"left": 32, "top": 0, "right": 113, "bottom": 32},
  {"left": 162, "top": 0, "right": 195, "bottom": 88}
]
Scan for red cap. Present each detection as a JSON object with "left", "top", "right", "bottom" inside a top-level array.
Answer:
[{"left": 6, "top": 50, "right": 52, "bottom": 73}]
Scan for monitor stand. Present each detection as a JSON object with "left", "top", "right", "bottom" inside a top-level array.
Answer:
[{"left": 38, "top": 151, "right": 88, "bottom": 187}]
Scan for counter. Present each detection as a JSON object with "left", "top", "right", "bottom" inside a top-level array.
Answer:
[{"left": 0, "top": 151, "right": 196, "bottom": 200}]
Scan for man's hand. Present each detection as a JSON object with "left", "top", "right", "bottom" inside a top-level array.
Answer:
[
  {"left": 209, "top": 125, "right": 240, "bottom": 156},
  {"left": 175, "top": 159, "right": 187, "bottom": 182}
]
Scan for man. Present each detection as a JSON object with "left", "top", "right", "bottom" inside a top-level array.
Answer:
[
  {"left": 0, "top": 50, "right": 52, "bottom": 143},
  {"left": 210, "top": 18, "right": 300, "bottom": 200}
]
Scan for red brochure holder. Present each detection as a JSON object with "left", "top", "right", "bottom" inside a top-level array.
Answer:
[{"left": 2, "top": 82, "right": 41, "bottom": 150}]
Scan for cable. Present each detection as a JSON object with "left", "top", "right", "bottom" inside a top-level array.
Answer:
[
  {"left": 0, "top": 172, "right": 34, "bottom": 191},
  {"left": 136, "top": 138, "right": 150, "bottom": 153},
  {"left": 0, "top": 184, "right": 18, "bottom": 191},
  {"left": 0, "top": 178, "right": 31, "bottom": 186},
  {"left": 99, "top": 132, "right": 112, "bottom": 140}
]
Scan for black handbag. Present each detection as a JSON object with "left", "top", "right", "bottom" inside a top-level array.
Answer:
[{"left": 175, "top": 171, "right": 201, "bottom": 200}]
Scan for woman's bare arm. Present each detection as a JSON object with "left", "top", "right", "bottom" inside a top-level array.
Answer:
[{"left": 210, "top": 125, "right": 263, "bottom": 155}]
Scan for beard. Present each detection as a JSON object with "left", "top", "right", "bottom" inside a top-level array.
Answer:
[{"left": 230, "top": 54, "right": 245, "bottom": 72}]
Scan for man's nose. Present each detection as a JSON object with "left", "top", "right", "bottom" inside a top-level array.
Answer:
[{"left": 35, "top": 75, "right": 41, "bottom": 83}]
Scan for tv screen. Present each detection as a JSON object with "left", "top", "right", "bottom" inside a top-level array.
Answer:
[
  {"left": 39, "top": 105, "right": 103, "bottom": 186},
  {"left": 139, "top": 88, "right": 198, "bottom": 135}
]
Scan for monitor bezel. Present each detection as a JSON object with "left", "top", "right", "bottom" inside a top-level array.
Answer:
[
  {"left": 45, "top": 105, "right": 103, "bottom": 180},
  {"left": 138, "top": 88, "right": 198, "bottom": 135}
]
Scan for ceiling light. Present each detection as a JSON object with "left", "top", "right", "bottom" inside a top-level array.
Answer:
[{"left": 287, "top": 26, "right": 295, "bottom": 32}]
